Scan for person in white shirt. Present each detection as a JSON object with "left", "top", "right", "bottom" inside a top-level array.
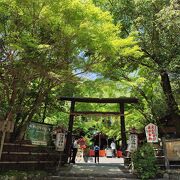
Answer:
[
  {"left": 110, "top": 141, "right": 116, "bottom": 157},
  {"left": 71, "top": 137, "right": 79, "bottom": 164}
]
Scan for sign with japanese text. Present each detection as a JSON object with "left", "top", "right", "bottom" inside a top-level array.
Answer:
[
  {"left": 25, "top": 122, "right": 52, "bottom": 145},
  {"left": 145, "top": 123, "right": 158, "bottom": 142},
  {"left": 127, "top": 134, "right": 138, "bottom": 152},
  {"left": 55, "top": 133, "right": 65, "bottom": 151}
]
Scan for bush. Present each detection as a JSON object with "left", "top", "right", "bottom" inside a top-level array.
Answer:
[
  {"left": 132, "top": 143, "right": 158, "bottom": 180},
  {"left": 0, "top": 170, "right": 48, "bottom": 180}
]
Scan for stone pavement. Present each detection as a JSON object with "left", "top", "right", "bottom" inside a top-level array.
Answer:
[
  {"left": 77, "top": 156, "right": 124, "bottom": 164},
  {"left": 48, "top": 157, "right": 138, "bottom": 179},
  {"left": 46, "top": 157, "right": 168, "bottom": 180}
]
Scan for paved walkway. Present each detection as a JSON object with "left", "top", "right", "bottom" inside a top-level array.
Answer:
[
  {"left": 70, "top": 157, "right": 126, "bottom": 175},
  {"left": 53, "top": 157, "right": 137, "bottom": 179},
  {"left": 76, "top": 156, "right": 124, "bottom": 164},
  {"left": 52, "top": 157, "right": 167, "bottom": 180}
]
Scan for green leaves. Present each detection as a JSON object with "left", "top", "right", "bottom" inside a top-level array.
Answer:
[
  {"left": 132, "top": 143, "right": 158, "bottom": 179},
  {"left": 1, "top": 0, "right": 167, "bottom": 141}
]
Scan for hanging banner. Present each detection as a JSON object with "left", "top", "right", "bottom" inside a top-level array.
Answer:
[
  {"left": 145, "top": 123, "right": 158, "bottom": 143},
  {"left": 55, "top": 133, "right": 65, "bottom": 151},
  {"left": 127, "top": 134, "right": 138, "bottom": 153}
]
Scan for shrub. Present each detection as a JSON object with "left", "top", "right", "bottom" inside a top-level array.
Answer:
[{"left": 132, "top": 143, "right": 158, "bottom": 180}]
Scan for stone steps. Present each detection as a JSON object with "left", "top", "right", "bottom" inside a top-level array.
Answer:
[
  {"left": 56, "top": 172, "right": 137, "bottom": 179},
  {"left": 47, "top": 163, "right": 139, "bottom": 180},
  {"left": 46, "top": 176, "right": 138, "bottom": 180}
]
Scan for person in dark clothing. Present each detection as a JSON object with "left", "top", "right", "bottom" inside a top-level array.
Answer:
[{"left": 94, "top": 145, "right": 100, "bottom": 163}]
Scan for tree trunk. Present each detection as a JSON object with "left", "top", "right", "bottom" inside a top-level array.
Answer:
[
  {"left": 14, "top": 95, "right": 43, "bottom": 141},
  {"left": 160, "top": 70, "right": 179, "bottom": 114},
  {"left": 12, "top": 79, "right": 53, "bottom": 141},
  {"left": 160, "top": 70, "right": 180, "bottom": 136}
]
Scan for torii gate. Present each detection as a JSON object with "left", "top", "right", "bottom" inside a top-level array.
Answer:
[{"left": 60, "top": 97, "right": 138, "bottom": 163}]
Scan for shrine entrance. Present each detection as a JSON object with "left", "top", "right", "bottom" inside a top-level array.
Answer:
[{"left": 60, "top": 97, "right": 138, "bottom": 163}]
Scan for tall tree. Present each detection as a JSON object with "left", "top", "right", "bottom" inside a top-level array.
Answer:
[
  {"left": 0, "top": 0, "right": 139, "bottom": 141},
  {"left": 94, "top": 0, "right": 180, "bottom": 136}
]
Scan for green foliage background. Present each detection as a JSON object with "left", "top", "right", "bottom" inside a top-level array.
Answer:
[{"left": 0, "top": 0, "right": 179, "bottom": 141}]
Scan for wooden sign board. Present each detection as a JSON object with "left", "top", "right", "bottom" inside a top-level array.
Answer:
[
  {"left": 0, "top": 121, "right": 14, "bottom": 133},
  {"left": 165, "top": 139, "right": 180, "bottom": 161},
  {"left": 145, "top": 123, "right": 158, "bottom": 142},
  {"left": 55, "top": 133, "right": 65, "bottom": 151},
  {"left": 127, "top": 134, "right": 138, "bottom": 152},
  {"left": 25, "top": 122, "right": 53, "bottom": 146}
]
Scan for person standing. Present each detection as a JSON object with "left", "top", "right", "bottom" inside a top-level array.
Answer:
[
  {"left": 71, "top": 137, "right": 79, "bottom": 164},
  {"left": 94, "top": 144, "right": 100, "bottom": 163},
  {"left": 110, "top": 141, "right": 116, "bottom": 157}
]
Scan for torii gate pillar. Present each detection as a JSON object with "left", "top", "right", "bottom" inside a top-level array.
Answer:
[
  {"left": 64, "top": 100, "right": 75, "bottom": 163},
  {"left": 120, "top": 103, "right": 127, "bottom": 151}
]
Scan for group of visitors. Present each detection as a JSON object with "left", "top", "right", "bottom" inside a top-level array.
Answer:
[{"left": 70, "top": 138, "right": 117, "bottom": 164}]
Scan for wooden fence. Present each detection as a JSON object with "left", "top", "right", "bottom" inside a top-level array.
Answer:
[{"left": 162, "top": 138, "right": 180, "bottom": 169}]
